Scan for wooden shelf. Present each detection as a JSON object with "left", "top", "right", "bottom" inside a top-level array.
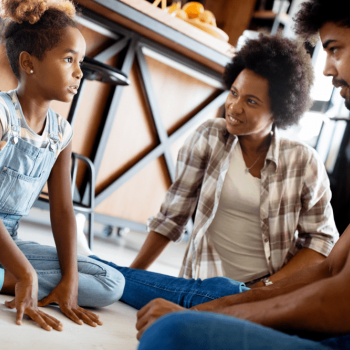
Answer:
[
  {"left": 253, "top": 10, "right": 289, "bottom": 24},
  {"left": 74, "top": 0, "right": 234, "bottom": 72}
]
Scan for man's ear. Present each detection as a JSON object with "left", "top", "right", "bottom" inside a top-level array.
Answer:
[{"left": 18, "top": 51, "right": 34, "bottom": 75}]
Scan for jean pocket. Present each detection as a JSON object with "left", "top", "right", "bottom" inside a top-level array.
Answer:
[{"left": 0, "top": 166, "right": 42, "bottom": 214}]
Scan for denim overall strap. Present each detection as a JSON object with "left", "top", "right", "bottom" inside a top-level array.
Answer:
[
  {"left": 0, "top": 92, "right": 20, "bottom": 133},
  {"left": 47, "top": 108, "right": 60, "bottom": 153}
]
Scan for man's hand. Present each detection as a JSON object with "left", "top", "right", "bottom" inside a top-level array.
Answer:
[
  {"left": 136, "top": 298, "right": 185, "bottom": 340},
  {"left": 5, "top": 272, "right": 63, "bottom": 331},
  {"left": 38, "top": 278, "right": 102, "bottom": 327}
]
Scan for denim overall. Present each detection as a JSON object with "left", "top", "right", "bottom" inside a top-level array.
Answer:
[
  {"left": 0, "top": 91, "right": 125, "bottom": 306},
  {"left": 0, "top": 92, "right": 60, "bottom": 238}
]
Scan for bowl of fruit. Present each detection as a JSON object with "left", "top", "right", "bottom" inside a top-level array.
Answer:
[{"left": 165, "top": 1, "right": 229, "bottom": 42}]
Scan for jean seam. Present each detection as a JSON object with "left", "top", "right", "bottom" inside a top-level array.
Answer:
[
  {"left": 25, "top": 257, "right": 108, "bottom": 277},
  {"left": 125, "top": 277, "right": 219, "bottom": 300}
]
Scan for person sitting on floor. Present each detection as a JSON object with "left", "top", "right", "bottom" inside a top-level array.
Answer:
[
  {"left": 0, "top": 0, "right": 125, "bottom": 330},
  {"left": 128, "top": 31, "right": 338, "bottom": 288}
]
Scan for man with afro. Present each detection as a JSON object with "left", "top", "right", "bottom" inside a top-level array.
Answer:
[{"left": 135, "top": 1, "right": 350, "bottom": 349}]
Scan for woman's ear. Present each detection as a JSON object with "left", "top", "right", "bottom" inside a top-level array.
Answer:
[{"left": 18, "top": 51, "right": 34, "bottom": 75}]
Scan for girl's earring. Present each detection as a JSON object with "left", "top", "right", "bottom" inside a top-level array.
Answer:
[{"left": 30, "top": 70, "right": 34, "bottom": 74}]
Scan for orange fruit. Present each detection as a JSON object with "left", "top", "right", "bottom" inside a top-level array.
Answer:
[
  {"left": 182, "top": 2, "right": 204, "bottom": 19},
  {"left": 198, "top": 10, "right": 216, "bottom": 26}
]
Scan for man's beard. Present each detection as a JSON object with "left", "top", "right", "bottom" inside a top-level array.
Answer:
[
  {"left": 345, "top": 98, "right": 350, "bottom": 110},
  {"left": 332, "top": 77, "right": 350, "bottom": 110}
]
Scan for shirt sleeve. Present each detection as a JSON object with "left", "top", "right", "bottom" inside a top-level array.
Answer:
[
  {"left": 0, "top": 95, "right": 10, "bottom": 137},
  {"left": 147, "top": 121, "right": 212, "bottom": 242},
  {"left": 294, "top": 149, "right": 339, "bottom": 257},
  {"left": 57, "top": 114, "right": 73, "bottom": 151}
]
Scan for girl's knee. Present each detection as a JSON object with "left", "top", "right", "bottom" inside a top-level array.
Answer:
[
  {"left": 78, "top": 262, "right": 126, "bottom": 307},
  {"left": 96, "top": 268, "right": 125, "bottom": 307}
]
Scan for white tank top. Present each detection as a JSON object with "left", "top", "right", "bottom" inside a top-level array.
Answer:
[{"left": 208, "top": 142, "right": 269, "bottom": 283}]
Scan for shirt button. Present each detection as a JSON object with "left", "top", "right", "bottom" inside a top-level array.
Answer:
[{"left": 264, "top": 237, "right": 269, "bottom": 243}]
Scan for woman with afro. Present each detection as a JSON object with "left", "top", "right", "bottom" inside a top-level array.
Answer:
[{"left": 121, "top": 33, "right": 338, "bottom": 288}]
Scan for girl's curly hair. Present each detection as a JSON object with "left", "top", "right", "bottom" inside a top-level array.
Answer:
[
  {"left": 293, "top": 0, "right": 350, "bottom": 45},
  {"left": 0, "top": 0, "right": 77, "bottom": 79},
  {"left": 223, "top": 34, "right": 314, "bottom": 130}
]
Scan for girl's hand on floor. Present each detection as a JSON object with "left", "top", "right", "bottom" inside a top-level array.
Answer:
[
  {"left": 5, "top": 272, "right": 63, "bottom": 331},
  {"left": 38, "top": 278, "right": 102, "bottom": 327},
  {"left": 136, "top": 298, "right": 185, "bottom": 340}
]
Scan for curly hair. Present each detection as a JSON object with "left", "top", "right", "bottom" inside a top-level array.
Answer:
[
  {"left": 0, "top": 0, "right": 77, "bottom": 80},
  {"left": 293, "top": 0, "right": 350, "bottom": 44},
  {"left": 223, "top": 34, "right": 314, "bottom": 130}
]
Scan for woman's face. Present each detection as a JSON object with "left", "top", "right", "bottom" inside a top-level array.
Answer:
[{"left": 225, "top": 69, "right": 273, "bottom": 139}]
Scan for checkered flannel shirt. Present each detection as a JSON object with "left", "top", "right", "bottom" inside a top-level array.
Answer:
[{"left": 148, "top": 118, "right": 339, "bottom": 279}]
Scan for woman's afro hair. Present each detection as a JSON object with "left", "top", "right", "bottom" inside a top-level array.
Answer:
[
  {"left": 223, "top": 34, "right": 314, "bottom": 130},
  {"left": 0, "top": 0, "right": 77, "bottom": 79},
  {"left": 293, "top": 0, "right": 350, "bottom": 45}
]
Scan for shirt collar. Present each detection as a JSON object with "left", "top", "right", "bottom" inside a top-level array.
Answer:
[
  {"left": 265, "top": 125, "right": 279, "bottom": 171},
  {"left": 223, "top": 123, "right": 280, "bottom": 171}
]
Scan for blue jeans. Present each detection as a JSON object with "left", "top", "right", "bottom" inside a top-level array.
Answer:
[
  {"left": 90, "top": 256, "right": 249, "bottom": 309},
  {"left": 3, "top": 241, "right": 125, "bottom": 307},
  {"left": 91, "top": 256, "right": 350, "bottom": 349},
  {"left": 139, "top": 312, "right": 350, "bottom": 350}
]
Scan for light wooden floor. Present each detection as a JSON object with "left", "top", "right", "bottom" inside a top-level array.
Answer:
[{"left": 0, "top": 208, "right": 188, "bottom": 350}]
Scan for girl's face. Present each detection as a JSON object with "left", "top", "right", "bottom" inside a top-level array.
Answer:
[
  {"left": 29, "top": 26, "right": 86, "bottom": 103},
  {"left": 225, "top": 69, "right": 273, "bottom": 139}
]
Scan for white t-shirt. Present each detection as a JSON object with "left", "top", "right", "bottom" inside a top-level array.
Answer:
[
  {"left": 208, "top": 142, "right": 270, "bottom": 283},
  {"left": 0, "top": 90, "right": 73, "bottom": 154}
]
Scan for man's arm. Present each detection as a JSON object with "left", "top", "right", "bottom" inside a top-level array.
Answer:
[
  {"left": 251, "top": 247, "right": 325, "bottom": 288},
  {"left": 192, "top": 258, "right": 331, "bottom": 311},
  {"left": 218, "top": 250, "right": 350, "bottom": 336},
  {"left": 193, "top": 224, "right": 350, "bottom": 312}
]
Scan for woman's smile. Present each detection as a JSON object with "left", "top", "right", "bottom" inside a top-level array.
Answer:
[
  {"left": 224, "top": 69, "right": 273, "bottom": 139},
  {"left": 227, "top": 115, "right": 243, "bottom": 125}
]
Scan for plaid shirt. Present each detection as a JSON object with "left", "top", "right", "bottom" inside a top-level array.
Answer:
[{"left": 148, "top": 119, "right": 339, "bottom": 279}]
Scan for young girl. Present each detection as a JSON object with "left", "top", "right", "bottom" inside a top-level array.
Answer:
[{"left": 0, "top": 0, "right": 124, "bottom": 330}]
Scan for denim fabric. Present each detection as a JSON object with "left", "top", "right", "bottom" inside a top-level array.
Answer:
[
  {"left": 0, "top": 267, "right": 4, "bottom": 291},
  {"left": 0, "top": 92, "right": 125, "bottom": 306},
  {"left": 0, "top": 241, "right": 125, "bottom": 307},
  {"left": 139, "top": 312, "right": 336, "bottom": 350},
  {"left": 0, "top": 92, "right": 59, "bottom": 217},
  {"left": 90, "top": 256, "right": 249, "bottom": 310}
]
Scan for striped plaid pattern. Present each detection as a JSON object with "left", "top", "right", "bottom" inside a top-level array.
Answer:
[
  {"left": 0, "top": 90, "right": 73, "bottom": 157},
  {"left": 148, "top": 118, "right": 338, "bottom": 280}
]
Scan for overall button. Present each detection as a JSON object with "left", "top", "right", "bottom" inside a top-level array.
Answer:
[
  {"left": 50, "top": 144, "right": 55, "bottom": 151},
  {"left": 12, "top": 137, "right": 18, "bottom": 144}
]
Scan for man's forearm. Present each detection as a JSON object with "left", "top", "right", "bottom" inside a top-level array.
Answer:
[
  {"left": 130, "top": 231, "right": 170, "bottom": 270},
  {"left": 251, "top": 247, "right": 326, "bottom": 288},
  {"left": 192, "top": 259, "right": 331, "bottom": 312},
  {"left": 218, "top": 270, "right": 350, "bottom": 337}
]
